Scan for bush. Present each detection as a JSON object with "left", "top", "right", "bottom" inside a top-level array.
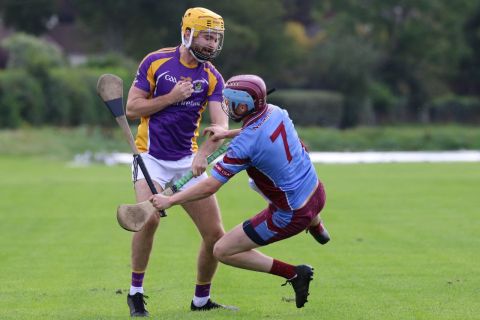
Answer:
[
  {"left": 83, "top": 52, "right": 137, "bottom": 72},
  {"left": 0, "top": 70, "right": 45, "bottom": 128},
  {"left": 0, "top": 65, "right": 135, "bottom": 128},
  {"left": 46, "top": 69, "right": 96, "bottom": 126},
  {"left": 297, "top": 125, "right": 480, "bottom": 151},
  {"left": 368, "top": 81, "right": 399, "bottom": 124},
  {"left": 268, "top": 89, "right": 343, "bottom": 127},
  {"left": 1, "top": 34, "right": 138, "bottom": 127},
  {"left": 428, "top": 95, "right": 480, "bottom": 124},
  {"left": 1, "top": 33, "right": 66, "bottom": 75},
  {"left": 42, "top": 67, "right": 135, "bottom": 127},
  {"left": 79, "top": 67, "right": 136, "bottom": 126}
]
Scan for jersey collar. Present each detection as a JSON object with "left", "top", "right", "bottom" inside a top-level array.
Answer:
[{"left": 242, "top": 105, "right": 270, "bottom": 128}]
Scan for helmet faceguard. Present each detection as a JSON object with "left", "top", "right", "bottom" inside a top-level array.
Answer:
[
  {"left": 222, "top": 75, "right": 267, "bottom": 121},
  {"left": 181, "top": 7, "right": 225, "bottom": 62},
  {"left": 222, "top": 88, "right": 255, "bottom": 122}
]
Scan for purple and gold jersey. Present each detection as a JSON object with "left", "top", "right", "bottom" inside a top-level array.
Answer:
[
  {"left": 212, "top": 105, "right": 319, "bottom": 211},
  {"left": 133, "top": 46, "right": 224, "bottom": 161}
]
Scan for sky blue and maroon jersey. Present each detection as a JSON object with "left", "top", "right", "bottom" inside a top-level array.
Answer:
[
  {"left": 133, "top": 46, "right": 224, "bottom": 161},
  {"left": 212, "top": 105, "right": 319, "bottom": 211}
]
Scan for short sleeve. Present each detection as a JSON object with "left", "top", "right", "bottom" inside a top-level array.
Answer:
[
  {"left": 133, "top": 56, "right": 153, "bottom": 93},
  {"left": 205, "top": 63, "right": 224, "bottom": 103},
  {"left": 211, "top": 135, "right": 251, "bottom": 183}
]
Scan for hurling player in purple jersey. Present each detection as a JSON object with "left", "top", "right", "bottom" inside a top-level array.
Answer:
[
  {"left": 151, "top": 74, "right": 331, "bottom": 309},
  {"left": 124, "top": 7, "right": 236, "bottom": 317}
]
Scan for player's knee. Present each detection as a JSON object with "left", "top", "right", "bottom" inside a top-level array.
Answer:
[
  {"left": 203, "top": 229, "right": 224, "bottom": 248},
  {"left": 213, "top": 241, "right": 229, "bottom": 263}
]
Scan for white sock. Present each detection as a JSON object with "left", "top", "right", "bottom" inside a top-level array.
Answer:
[
  {"left": 130, "top": 286, "right": 144, "bottom": 295},
  {"left": 192, "top": 295, "right": 210, "bottom": 307}
]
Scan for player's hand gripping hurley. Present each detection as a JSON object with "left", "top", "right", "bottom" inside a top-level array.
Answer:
[
  {"left": 96, "top": 74, "right": 167, "bottom": 217},
  {"left": 116, "top": 143, "right": 228, "bottom": 232}
]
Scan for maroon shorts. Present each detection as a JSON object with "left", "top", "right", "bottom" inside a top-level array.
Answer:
[{"left": 242, "top": 182, "right": 326, "bottom": 246}]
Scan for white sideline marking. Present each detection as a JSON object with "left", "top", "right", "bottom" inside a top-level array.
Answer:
[
  {"left": 308, "top": 151, "right": 480, "bottom": 163},
  {"left": 72, "top": 150, "right": 480, "bottom": 166}
]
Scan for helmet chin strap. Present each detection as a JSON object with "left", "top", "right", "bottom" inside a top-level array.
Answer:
[{"left": 182, "top": 28, "right": 193, "bottom": 48}]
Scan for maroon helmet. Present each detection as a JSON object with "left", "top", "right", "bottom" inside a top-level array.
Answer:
[{"left": 223, "top": 75, "right": 267, "bottom": 119}]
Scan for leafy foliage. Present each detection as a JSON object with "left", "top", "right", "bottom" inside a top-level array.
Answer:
[
  {"left": 0, "top": 69, "right": 45, "bottom": 127},
  {"left": 1, "top": 32, "right": 66, "bottom": 74},
  {"left": 1, "top": 1, "right": 480, "bottom": 127},
  {"left": 269, "top": 89, "right": 344, "bottom": 127},
  {"left": 0, "top": 0, "right": 56, "bottom": 35}
]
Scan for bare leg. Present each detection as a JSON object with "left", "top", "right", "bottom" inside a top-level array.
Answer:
[
  {"left": 214, "top": 223, "right": 315, "bottom": 309},
  {"left": 309, "top": 214, "right": 321, "bottom": 227},
  {"left": 131, "top": 179, "right": 163, "bottom": 271},
  {"left": 213, "top": 224, "right": 274, "bottom": 273},
  {"left": 307, "top": 213, "right": 330, "bottom": 244},
  {"left": 182, "top": 194, "right": 225, "bottom": 283}
]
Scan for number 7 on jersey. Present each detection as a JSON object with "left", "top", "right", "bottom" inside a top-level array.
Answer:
[{"left": 270, "top": 121, "right": 293, "bottom": 162}]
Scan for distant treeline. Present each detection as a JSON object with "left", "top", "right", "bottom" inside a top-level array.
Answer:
[{"left": 1, "top": 1, "right": 480, "bottom": 128}]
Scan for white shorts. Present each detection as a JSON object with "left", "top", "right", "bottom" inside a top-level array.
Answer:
[{"left": 132, "top": 153, "right": 208, "bottom": 191}]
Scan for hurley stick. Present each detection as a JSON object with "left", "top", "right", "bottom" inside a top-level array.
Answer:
[
  {"left": 96, "top": 74, "right": 167, "bottom": 217},
  {"left": 116, "top": 143, "right": 229, "bottom": 232}
]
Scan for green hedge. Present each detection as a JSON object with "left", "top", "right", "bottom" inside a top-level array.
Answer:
[
  {"left": 44, "top": 67, "right": 136, "bottom": 127},
  {"left": 1, "top": 33, "right": 66, "bottom": 73},
  {"left": 298, "top": 125, "right": 480, "bottom": 151},
  {"left": 0, "top": 33, "right": 138, "bottom": 128},
  {"left": 0, "top": 67, "right": 134, "bottom": 128},
  {"left": 46, "top": 69, "right": 93, "bottom": 126},
  {"left": 428, "top": 95, "right": 480, "bottom": 124},
  {"left": 268, "top": 89, "right": 344, "bottom": 127},
  {"left": 3, "top": 66, "right": 480, "bottom": 129},
  {"left": 0, "top": 69, "right": 45, "bottom": 128}
]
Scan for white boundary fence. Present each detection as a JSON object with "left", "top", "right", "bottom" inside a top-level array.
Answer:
[
  {"left": 308, "top": 151, "right": 480, "bottom": 163},
  {"left": 73, "top": 150, "right": 480, "bottom": 166}
]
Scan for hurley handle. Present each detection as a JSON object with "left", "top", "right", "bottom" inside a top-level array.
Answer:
[{"left": 162, "top": 143, "right": 229, "bottom": 196}]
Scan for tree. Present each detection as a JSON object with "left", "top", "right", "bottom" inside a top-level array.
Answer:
[
  {"left": 0, "top": 0, "right": 56, "bottom": 35},
  {"left": 310, "top": 0, "right": 477, "bottom": 122},
  {"left": 71, "top": 0, "right": 184, "bottom": 56},
  {"left": 456, "top": 3, "right": 480, "bottom": 95}
]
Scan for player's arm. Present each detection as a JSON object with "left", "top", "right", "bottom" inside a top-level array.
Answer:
[
  {"left": 126, "top": 81, "right": 194, "bottom": 119},
  {"left": 192, "top": 100, "right": 228, "bottom": 176},
  {"left": 203, "top": 125, "right": 241, "bottom": 141},
  {"left": 150, "top": 176, "right": 223, "bottom": 210}
]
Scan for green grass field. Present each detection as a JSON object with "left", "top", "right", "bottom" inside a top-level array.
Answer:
[{"left": 0, "top": 157, "right": 479, "bottom": 319}]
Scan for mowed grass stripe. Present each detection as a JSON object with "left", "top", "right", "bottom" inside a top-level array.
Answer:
[{"left": 0, "top": 158, "right": 478, "bottom": 319}]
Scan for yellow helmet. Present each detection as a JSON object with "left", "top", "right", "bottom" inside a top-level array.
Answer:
[
  {"left": 181, "top": 7, "right": 225, "bottom": 62},
  {"left": 181, "top": 7, "right": 224, "bottom": 36}
]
